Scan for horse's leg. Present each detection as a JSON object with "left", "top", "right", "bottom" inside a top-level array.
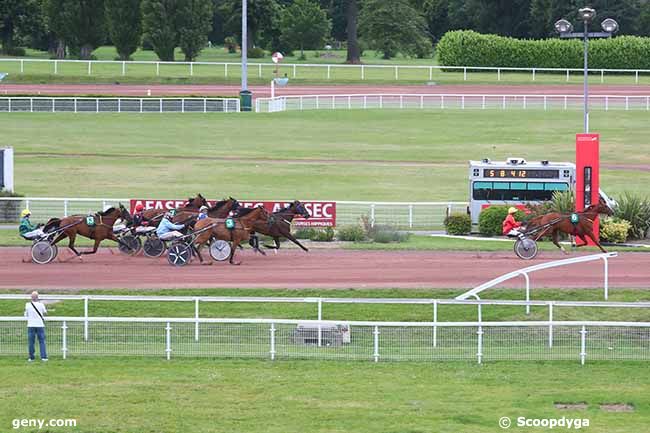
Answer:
[
  {"left": 229, "top": 238, "right": 242, "bottom": 265},
  {"left": 107, "top": 232, "right": 133, "bottom": 254},
  {"left": 81, "top": 239, "right": 101, "bottom": 255},
  {"left": 284, "top": 231, "right": 309, "bottom": 252},
  {"left": 585, "top": 232, "right": 608, "bottom": 253},
  {"left": 66, "top": 232, "right": 82, "bottom": 256},
  {"left": 193, "top": 240, "right": 209, "bottom": 265},
  {"left": 552, "top": 229, "right": 568, "bottom": 254}
]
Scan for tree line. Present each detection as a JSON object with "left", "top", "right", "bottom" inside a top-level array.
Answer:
[{"left": 2, "top": 0, "right": 650, "bottom": 63}]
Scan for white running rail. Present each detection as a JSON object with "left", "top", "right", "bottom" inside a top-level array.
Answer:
[{"left": 456, "top": 252, "right": 619, "bottom": 311}]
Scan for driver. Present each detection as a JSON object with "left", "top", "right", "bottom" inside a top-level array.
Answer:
[
  {"left": 156, "top": 210, "right": 185, "bottom": 241},
  {"left": 19, "top": 209, "right": 45, "bottom": 240},
  {"left": 502, "top": 207, "right": 522, "bottom": 237},
  {"left": 197, "top": 206, "right": 209, "bottom": 221}
]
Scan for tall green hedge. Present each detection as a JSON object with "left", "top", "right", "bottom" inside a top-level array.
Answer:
[{"left": 437, "top": 30, "right": 650, "bottom": 70}]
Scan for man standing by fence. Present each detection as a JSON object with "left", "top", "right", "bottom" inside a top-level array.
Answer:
[{"left": 25, "top": 291, "right": 47, "bottom": 362}]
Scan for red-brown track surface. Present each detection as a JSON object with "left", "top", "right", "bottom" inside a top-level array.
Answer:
[
  {"left": 2, "top": 84, "right": 650, "bottom": 98},
  {"left": 0, "top": 247, "right": 647, "bottom": 291}
]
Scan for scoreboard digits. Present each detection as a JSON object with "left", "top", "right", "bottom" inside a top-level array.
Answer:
[{"left": 483, "top": 169, "right": 558, "bottom": 179}]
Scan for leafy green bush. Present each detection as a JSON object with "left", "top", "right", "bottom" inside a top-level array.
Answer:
[
  {"left": 437, "top": 30, "right": 650, "bottom": 70},
  {"left": 614, "top": 193, "right": 650, "bottom": 239},
  {"left": 309, "top": 227, "right": 334, "bottom": 242},
  {"left": 600, "top": 218, "right": 631, "bottom": 243},
  {"left": 372, "top": 229, "right": 410, "bottom": 243},
  {"left": 444, "top": 213, "right": 471, "bottom": 235},
  {"left": 478, "top": 206, "right": 525, "bottom": 237},
  {"left": 0, "top": 190, "right": 24, "bottom": 223},
  {"left": 248, "top": 47, "right": 265, "bottom": 58},
  {"left": 293, "top": 228, "right": 316, "bottom": 239},
  {"left": 224, "top": 36, "right": 238, "bottom": 53},
  {"left": 550, "top": 190, "right": 575, "bottom": 213},
  {"left": 336, "top": 225, "right": 366, "bottom": 242},
  {"left": 5, "top": 47, "right": 26, "bottom": 57}
]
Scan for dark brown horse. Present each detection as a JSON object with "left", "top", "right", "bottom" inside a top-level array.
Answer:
[
  {"left": 45, "top": 204, "right": 133, "bottom": 256},
  {"left": 192, "top": 206, "right": 270, "bottom": 265},
  {"left": 235, "top": 200, "right": 311, "bottom": 252},
  {"left": 172, "top": 197, "right": 240, "bottom": 225},
  {"left": 139, "top": 193, "right": 209, "bottom": 226},
  {"left": 525, "top": 200, "right": 613, "bottom": 254}
]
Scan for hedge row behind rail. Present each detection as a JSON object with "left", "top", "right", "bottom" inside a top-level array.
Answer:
[{"left": 437, "top": 30, "right": 650, "bottom": 70}]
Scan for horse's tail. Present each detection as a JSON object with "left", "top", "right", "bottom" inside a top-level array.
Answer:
[{"left": 43, "top": 218, "right": 61, "bottom": 233}]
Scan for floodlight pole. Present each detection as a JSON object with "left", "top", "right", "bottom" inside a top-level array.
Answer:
[{"left": 239, "top": 0, "right": 252, "bottom": 111}]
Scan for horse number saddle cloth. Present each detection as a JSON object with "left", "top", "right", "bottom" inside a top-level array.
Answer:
[
  {"left": 570, "top": 213, "right": 580, "bottom": 224},
  {"left": 85, "top": 215, "right": 96, "bottom": 227},
  {"left": 225, "top": 218, "right": 236, "bottom": 230}
]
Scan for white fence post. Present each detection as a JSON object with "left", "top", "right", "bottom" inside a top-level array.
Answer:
[
  {"left": 408, "top": 204, "right": 413, "bottom": 228},
  {"left": 532, "top": 68, "right": 535, "bottom": 81},
  {"left": 548, "top": 302, "right": 553, "bottom": 348},
  {"left": 122, "top": 61, "right": 126, "bottom": 76},
  {"left": 20, "top": 59, "right": 24, "bottom": 73},
  {"left": 433, "top": 300, "right": 438, "bottom": 348},
  {"left": 373, "top": 326, "right": 380, "bottom": 362},
  {"left": 370, "top": 204, "right": 375, "bottom": 227},
  {"left": 293, "top": 64, "right": 296, "bottom": 78},
  {"left": 394, "top": 66, "right": 398, "bottom": 80},
  {"left": 580, "top": 325, "right": 587, "bottom": 365},
  {"left": 87, "top": 61, "right": 91, "bottom": 75},
  {"left": 477, "top": 304, "right": 483, "bottom": 364},
  {"left": 156, "top": 62, "right": 160, "bottom": 76},
  {"left": 61, "top": 321, "right": 68, "bottom": 360},
  {"left": 270, "top": 323, "right": 276, "bottom": 360},
  {"left": 463, "top": 67, "right": 467, "bottom": 81},
  {"left": 190, "top": 63, "right": 193, "bottom": 76},
  {"left": 54, "top": 60, "right": 58, "bottom": 74},
  {"left": 194, "top": 297, "right": 199, "bottom": 342},
  {"left": 603, "top": 256, "right": 609, "bottom": 300},
  {"left": 327, "top": 65, "right": 331, "bottom": 80},
  {"left": 524, "top": 273, "right": 531, "bottom": 315},
  {"left": 84, "top": 296, "right": 89, "bottom": 341},
  {"left": 64, "top": 199, "right": 68, "bottom": 216},
  {"left": 165, "top": 322, "right": 171, "bottom": 360},
  {"left": 361, "top": 65, "right": 365, "bottom": 80}
]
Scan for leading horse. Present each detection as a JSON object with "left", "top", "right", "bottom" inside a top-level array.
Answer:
[{"left": 525, "top": 200, "right": 613, "bottom": 254}]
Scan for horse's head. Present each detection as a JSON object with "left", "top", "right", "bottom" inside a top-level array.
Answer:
[
  {"left": 228, "top": 197, "right": 240, "bottom": 212},
  {"left": 292, "top": 200, "right": 310, "bottom": 219},
  {"left": 118, "top": 203, "right": 133, "bottom": 225},
  {"left": 596, "top": 199, "right": 614, "bottom": 216}
]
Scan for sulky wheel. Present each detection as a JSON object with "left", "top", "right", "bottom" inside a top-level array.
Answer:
[
  {"left": 209, "top": 240, "right": 232, "bottom": 262},
  {"left": 167, "top": 242, "right": 192, "bottom": 267},
  {"left": 143, "top": 237, "right": 165, "bottom": 258},
  {"left": 118, "top": 234, "right": 142, "bottom": 256},
  {"left": 31, "top": 241, "right": 56, "bottom": 264},
  {"left": 514, "top": 237, "right": 539, "bottom": 260}
]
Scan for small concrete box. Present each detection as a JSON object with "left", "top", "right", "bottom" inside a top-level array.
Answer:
[{"left": 293, "top": 323, "right": 344, "bottom": 347}]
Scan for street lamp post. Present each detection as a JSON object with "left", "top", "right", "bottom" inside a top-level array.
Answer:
[
  {"left": 239, "top": 0, "right": 252, "bottom": 111},
  {"left": 554, "top": 8, "right": 618, "bottom": 133}
]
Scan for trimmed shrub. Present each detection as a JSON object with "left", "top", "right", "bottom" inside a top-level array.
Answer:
[
  {"left": 600, "top": 218, "right": 631, "bottom": 243},
  {"left": 372, "top": 228, "right": 410, "bottom": 243},
  {"left": 6, "top": 47, "right": 26, "bottom": 57},
  {"left": 248, "top": 47, "right": 265, "bottom": 58},
  {"left": 478, "top": 205, "right": 525, "bottom": 237},
  {"left": 614, "top": 193, "right": 650, "bottom": 239},
  {"left": 437, "top": 30, "right": 650, "bottom": 70},
  {"left": 336, "top": 225, "right": 366, "bottom": 242},
  {"left": 224, "top": 36, "right": 238, "bottom": 53},
  {"left": 444, "top": 212, "right": 471, "bottom": 235},
  {"left": 294, "top": 228, "right": 316, "bottom": 239},
  {"left": 0, "top": 190, "right": 23, "bottom": 223},
  {"left": 310, "top": 227, "right": 335, "bottom": 242}
]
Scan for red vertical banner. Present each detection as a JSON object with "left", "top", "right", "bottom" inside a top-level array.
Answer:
[{"left": 575, "top": 133, "right": 600, "bottom": 244}]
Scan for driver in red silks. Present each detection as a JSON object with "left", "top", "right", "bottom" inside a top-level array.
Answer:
[{"left": 502, "top": 207, "right": 522, "bottom": 236}]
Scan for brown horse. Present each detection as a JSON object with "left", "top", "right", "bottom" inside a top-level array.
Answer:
[
  {"left": 192, "top": 206, "right": 270, "bottom": 265},
  {"left": 45, "top": 204, "right": 133, "bottom": 257},
  {"left": 524, "top": 200, "right": 613, "bottom": 254},
  {"left": 139, "top": 193, "right": 209, "bottom": 226},
  {"left": 235, "top": 200, "right": 311, "bottom": 252},
  {"left": 172, "top": 197, "right": 240, "bottom": 225}
]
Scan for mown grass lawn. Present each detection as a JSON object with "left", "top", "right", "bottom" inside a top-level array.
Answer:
[
  {"left": 2, "top": 110, "right": 650, "bottom": 200},
  {"left": 0, "top": 358, "right": 648, "bottom": 433}
]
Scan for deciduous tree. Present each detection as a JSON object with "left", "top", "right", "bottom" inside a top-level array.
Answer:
[
  {"left": 106, "top": 0, "right": 142, "bottom": 60},
  {"left": 280, "top": 0, "right": 331, "bottom": 59}
]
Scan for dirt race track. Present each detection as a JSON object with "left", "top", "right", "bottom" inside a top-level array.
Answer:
[{"left": 0, "top": 247, "right": 647, "bottom": 291}]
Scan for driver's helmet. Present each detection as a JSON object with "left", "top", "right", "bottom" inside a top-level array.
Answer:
[
  {"left": 165, "top": 209, "right": 176, "bottom": 219},
  {"left": 20, "top": 209, "right": 31, "bottom": 218},
  {"left": 199, "top": 205, "right": 209, "bottom": 214},
  {"left": 134, "top": 204, "right": 144, "bottom": 212}
]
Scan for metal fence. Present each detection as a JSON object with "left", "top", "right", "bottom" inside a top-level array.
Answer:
[
  {"left": 1, "top": 316, "right": 649, "bottom": 364},
  {"left": 256, "top": 93, "right": 650, "bottom": 112},
  {"left": 2, "top": 58, "right": 650, "bottom": 83},
  {"left": 0, "top": 197, "right": 468, "bottom": 229},
  {"left": 0, "top": 97, "right": 239, "bottom": 113}
]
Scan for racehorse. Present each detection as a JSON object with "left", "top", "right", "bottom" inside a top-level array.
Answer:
[
  {"left": 172, "top": 197, "right": 240, "bottom": 226},
  {"left": 139, "top": 193, "right": 209, "bottom": 226},
  {"left": 235, "top": 200, "right": 311, "bottom": 251},
  {"left": 44, "top": 204, "right": 133, "bottom": 257},
  {"left": 192, "top": 206, "right": 270, "bottom": 265},
  {"left": 525, "top": 200, "right": 613, "bottom": 254}
]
